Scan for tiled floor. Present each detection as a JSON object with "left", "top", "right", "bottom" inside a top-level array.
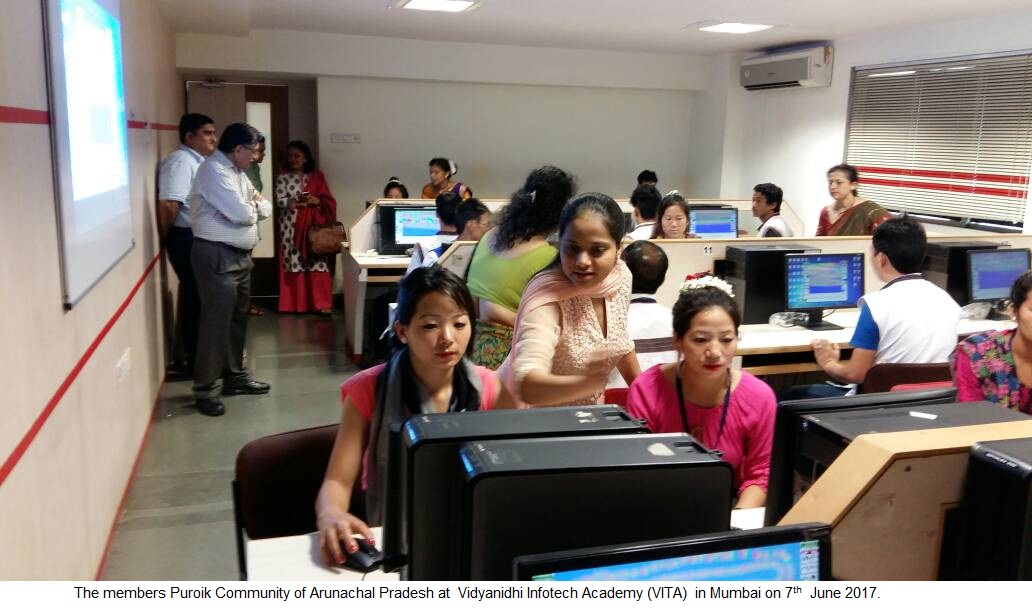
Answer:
[{"left": 100, "top": 308, "right": 358, "bottom": 580}]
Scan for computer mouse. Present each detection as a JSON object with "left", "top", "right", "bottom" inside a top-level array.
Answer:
[{"left": 340, "top": 537, "right": 384, "bottom": 573}]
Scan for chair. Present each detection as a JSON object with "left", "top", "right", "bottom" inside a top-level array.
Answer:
[
  {"left": 232, "top": 423, "right": 365, "bottom": 579},
  {"left": 604, "top": 388, "right": 629, "bottom": 408},
  {"left": 860, "top": 362, "right": 952, "bottom": 394}
]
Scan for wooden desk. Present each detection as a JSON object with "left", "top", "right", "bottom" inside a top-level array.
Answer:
[
  {"left": 735, "top": 311, "right": 1014, "bottom": 376},
  {"left": 341, "top": 252, "right": 409, "bottom": 361},
  {"left": 246, "top": 509, "right": 764, "bottom": 581}
]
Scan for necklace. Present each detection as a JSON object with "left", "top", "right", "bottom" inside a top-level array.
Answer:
[{"left": 675, "top": 361, "right": 732, "bottom": 445}]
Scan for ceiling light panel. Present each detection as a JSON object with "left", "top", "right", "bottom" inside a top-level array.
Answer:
[
  {"left": 699, "top": 22, "right": 773, "bottom": 34},
  {"left": 401, "top": 0, "right": 476, "bottom": 12}
]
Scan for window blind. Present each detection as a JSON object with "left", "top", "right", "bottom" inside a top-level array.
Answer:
[{"left": 845, "top": 53, "right": 1032, "bottom": 225}]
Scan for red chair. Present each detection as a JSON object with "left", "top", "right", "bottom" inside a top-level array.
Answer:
[
  {"left": 604, "top": 388, "right": 629, "bottom": 408},
  {"left": 860, "top": 362, "right": 952, "bottom": 394}
]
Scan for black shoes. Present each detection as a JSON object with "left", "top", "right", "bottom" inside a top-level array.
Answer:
[
  {"left": 195, "top": 398, "right": 225, "bottom": 417},
  {"left": 222, "top": 380, "right": 271, "bottom": 396}
]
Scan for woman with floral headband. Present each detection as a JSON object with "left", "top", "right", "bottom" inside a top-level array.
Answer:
[{"left": 625, "top": 275, "right": 776, "bottom": 508}]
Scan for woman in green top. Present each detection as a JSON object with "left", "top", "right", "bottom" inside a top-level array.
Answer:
[{"left": 466, "top": 166, "right": 577, "bottom": 368}]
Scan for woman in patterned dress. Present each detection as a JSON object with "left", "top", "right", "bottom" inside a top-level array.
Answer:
[{"left": 275, "top": 140, "right": 337, "bottom": 315}]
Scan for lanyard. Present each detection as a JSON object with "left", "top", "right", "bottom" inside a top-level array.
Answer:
[{"left": 675, "top": 362, "right": 731, "bottom": 446}]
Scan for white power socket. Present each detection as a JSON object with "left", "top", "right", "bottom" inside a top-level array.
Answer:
[
  {"left": 703, "top": 246, "right": 714, "bottom": 255},
  {"left": 115, "top": 347, "right": 131, "bottom": 384}
]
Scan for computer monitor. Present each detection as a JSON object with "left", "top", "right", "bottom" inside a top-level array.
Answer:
[
  {"left": 764, "top": 387, "right": 958, "bottom": 527},
  {"left": 967, "top": 248, "right": 1030, "bottom": 307},
  {"left": 377, "top": 204, "right": 439, "bottom": 255},
  {"left": 785, "top": 253, "right": 865, "bottom": 330},
  {"left": 688, "top": 206, "right": 738, "bottom": 239},
  {"left": 513, "top": 523, "right": 831, "bottom": 581}
]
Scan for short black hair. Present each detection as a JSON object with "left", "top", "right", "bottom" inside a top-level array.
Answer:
[
  {"left": 622, "top": 240, "right": 668, "bottom": 294},
  {"left": 217, "top": 123, "right": 262, "bottom": 154},
  {"left": 383, "top": 177, "right": 409, "bottom": 198},
  {"left": 286, "top": 140, "right": 315, "bottom": 173},
  {"left": 435, "top": 191, "right": 462, "bottom": 227},
  {"left": 637, "top": 169, "right": 658, "bottom": 185},
  {"left": 672, "top": 287, "right": 741, "bottom": 338},
  {"left": 753, "top": 183, "right": 783, "bottom": 211},
  {"left": 393, "top": 266, "right": 477, "bottom": 356},
  {"left": 429, "top": 157, "right": 454, "bottom": 176},
  {"left": 871, "top": 216, "right": 925, "bottom": 274},
  {"left": 630, "top": 185, "right": 662, "bottom": 220},
  {"left": 1010, "top": 271, "right": 1032, "bottom": 311},
  {"left": 454, "top": 198, "right": 490, "bottom": 234},
  {"left": 558, "top": 192, "right": 626, "bottom": 246},
  {"left": 178, "top": 113, "right": 214, "bottom": 144}
]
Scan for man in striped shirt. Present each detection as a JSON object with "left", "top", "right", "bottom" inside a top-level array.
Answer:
[{"left": 189, "top": 123, "right": 273, "bottom": 417}]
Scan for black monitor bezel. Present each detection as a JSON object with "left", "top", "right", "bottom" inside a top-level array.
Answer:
[
  {"left": 686, "top": 205, "right": 738, "bottom": 239},
  {"left": 377, "top": 203, "right": 438, "bottom": 255},
  {"left": 784, "top": 252, "right": 866, "bottom": 312},
  {"left": 965, "top": 247, "right": 1031, "bottom": 304},
  {"left": 764, "top": 387, "right": 958, "bottom": 526},
  {"left": 513, "top": 523, "right": 832, "bottom": 581}
]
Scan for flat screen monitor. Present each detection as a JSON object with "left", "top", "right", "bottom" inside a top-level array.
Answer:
[
  {"left": 764, "top": 387, "right": 958, "bottom": 527},
  {"left": 967, "top": 248, "right": 1030, "bottom": 303},
  {"left": 785, "top": 253, "right": 865, "bottom": 330},
  {"left": 377, "top": 205, "right": 438, "bottom": 254},
  {"left": 514, "top": 523, "right": 831, "bottom": 581},
  {"left": 688, "top": 206, "right": 738, "bottom": 239}
]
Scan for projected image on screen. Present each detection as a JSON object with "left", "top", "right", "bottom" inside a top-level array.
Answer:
[
  {"left": 394, "top": 209, "right": 440, "bottom": 244},
  {"left": 62, "top": 0, "right": 128, "bottom": 205},
  {"left": 534, "top": 540, "right": 822, "bottom": 581}
]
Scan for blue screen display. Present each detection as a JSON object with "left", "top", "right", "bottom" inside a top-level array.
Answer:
[
  {"left": 394, "top": 208, "right": 440, "bottom": 244},
  {"left": 786, "top": 253, "right": 864, "bottom": 310},
  {"left": 689, "top": 208, "right": 737, "bottom": 239},
  {"left": 969, "top": 249, "right": 1030, "bottom": 302},
  {"left": 533, "top": 539, "right": 822, "bottom": 582}
]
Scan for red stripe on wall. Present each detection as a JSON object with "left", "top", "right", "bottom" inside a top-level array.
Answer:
[
  {"left": 149, "top": 122, "right": 178, "bottom": 131},
  {"left": 0, "top": 251, "right": 163, "bottom": 489},
  {"left": 127, "top": 119, "right": 149, "bottom": 129},
  {"left": 862, "top": 176, "right": 1028, "bottom": 199},
  {"left": 857, "top": 165, "right": 1030, "bottom": 186},
  {"left": 0, "top": 105, "right": 50, "bottom": 125}
]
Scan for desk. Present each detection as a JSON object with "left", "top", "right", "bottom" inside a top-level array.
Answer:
[
  {"left": 246, "top": 509, "right": 764, "bottom": 581},
  {"left": 735, "top": 311, "right": 1014, "bottom": 376},
  {"left": 342, "top": 252, "right": 409, "bottom": 361}
]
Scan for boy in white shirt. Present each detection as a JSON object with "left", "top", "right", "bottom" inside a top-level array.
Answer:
[{"left": 752, "top": 183, "right": 793, "bottom": 238}]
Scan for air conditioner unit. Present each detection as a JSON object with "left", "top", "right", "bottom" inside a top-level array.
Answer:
[{"left": 740, "top": 45, "right": 833, "bottom": 90}]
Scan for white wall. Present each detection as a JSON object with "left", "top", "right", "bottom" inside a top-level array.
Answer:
[
  {"left": 177, "top": 30, "right": 709, "bottom": 91},
  {"left": 317, "top": 76, "right": 694, "bottom": 223},
  {"left": 722, "top": 8, "right": 1032, "bottom": 235}
]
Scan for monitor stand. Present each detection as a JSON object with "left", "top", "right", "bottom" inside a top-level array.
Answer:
[{"left": 803, "top": 310, "right": 843, "bottom": 331}]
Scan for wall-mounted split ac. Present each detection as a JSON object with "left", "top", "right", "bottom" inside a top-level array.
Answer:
[{"left": 740, "top": 45, "right": 833, "bottom": 90}]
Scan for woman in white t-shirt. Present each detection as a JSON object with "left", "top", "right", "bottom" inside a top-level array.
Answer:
[{"left": 752, "top": 183, "right": 793, "bottom": 238}]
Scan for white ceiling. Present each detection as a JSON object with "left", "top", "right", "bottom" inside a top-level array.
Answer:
[{"left": 157, "top": 0, "right": 1032, "bottom": 55}]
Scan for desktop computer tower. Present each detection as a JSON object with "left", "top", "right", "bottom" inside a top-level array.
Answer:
[
  {"left": 954, "top": 437, "right": 1032, "bottom": 580},
  {"left": 794, "top": 401, "right": 1031, "bottom": 498},
  {"left": 922, "top": 241, "right": 997, "bottom": 306},
  {"left": 721, "top": 245, "right": 816, "bottom": 325},
  {"left": 459, "top": 433, "right": 734, "bottom": 580},
  {"left": 396, "top": 406, "right": 647, "bottom": 581}
]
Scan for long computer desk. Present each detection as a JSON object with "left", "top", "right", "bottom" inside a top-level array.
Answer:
[
  {"left": 735, "top": 310, "right": 1015, "bottom": 376},
  {"left": 245, "top": 508, "right": 766, "bottom": 581}
]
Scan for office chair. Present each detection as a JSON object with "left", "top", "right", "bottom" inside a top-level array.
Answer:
[
  {"left": 861, "top": 362, "right": 952, "bottom": 394},
  {"left": 232, "top": 423, "right": 365, "bottom": 579}
]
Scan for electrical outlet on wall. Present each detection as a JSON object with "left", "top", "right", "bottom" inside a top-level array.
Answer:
[
  {"left": 115, "top": 347, "right": 131, "bottom": 384},
  {"left": 703, "top": 246, "right": 714, "bottom": 255}
]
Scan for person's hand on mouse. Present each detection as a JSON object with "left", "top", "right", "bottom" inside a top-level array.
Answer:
[{"left": 316, "top": 508, "right": 375, "bottom": 566}]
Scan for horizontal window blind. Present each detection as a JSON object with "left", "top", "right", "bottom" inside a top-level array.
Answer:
[{"left": 845, "top": 53, "right": 1032, "bottom": 225}]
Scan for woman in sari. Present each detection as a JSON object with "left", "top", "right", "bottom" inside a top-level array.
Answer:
[
  {"left": 275, "top": 140, "right": 338, "bottom": 315},
  {"left": 815, "top": 164, "right": 892, "bottom": 236}
]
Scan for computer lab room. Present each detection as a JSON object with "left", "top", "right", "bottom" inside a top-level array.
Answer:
[{"left": 4, "top": 0, "right": 1032, "bottom": 582}]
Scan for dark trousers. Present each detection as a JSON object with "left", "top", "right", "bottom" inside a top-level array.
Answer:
[
  {"left": 166, "top": 227, "right": 200, "bottom": 368},
  {"left": 191, "top": 238, "right": 253, "bottom": 400}
]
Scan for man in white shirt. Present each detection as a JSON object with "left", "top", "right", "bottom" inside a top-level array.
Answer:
[
  {"left": 189, "top": 123, "right": 273, "bottom": 416},
  {"left": 608, "top": 241, "right": 678, "bottom": 388},
  {"left": 752, "top": 182, "right": 793, "bottom": 238},
  {"left": 157, "top": 113, "right": 216, "bottom": 375},
  {"left": 628, "top": 185, "right": 662, "bottom": 240}
]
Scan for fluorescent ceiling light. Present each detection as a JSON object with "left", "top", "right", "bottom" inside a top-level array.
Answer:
[
  {"left": 698, "top": 22, "right": 772, "bottom": 34},
  {"left": 869, "top": 70, "right": 916, "bottom": 77},
  {"left": 401, "top": 0, "right": 475, "bottom": 12}
]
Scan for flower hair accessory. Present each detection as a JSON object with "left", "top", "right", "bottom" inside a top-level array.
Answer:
[{"left": 679, "top": 271, "right": 735, "bottom": 297}]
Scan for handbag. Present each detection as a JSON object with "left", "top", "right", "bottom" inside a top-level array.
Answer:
[{"left": 307, "top": 202, "right": 347, "bottom": 256}]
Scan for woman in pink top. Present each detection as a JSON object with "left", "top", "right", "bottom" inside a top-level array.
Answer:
[
  {"left": 498, "top": 193, "right": 641, "bottom": 406},
  {"left": 626, "top": 281, "right": 776, "bottom": 508},
  {"left": 315, "top": 266, "right": 513, "bottom": 565}
]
